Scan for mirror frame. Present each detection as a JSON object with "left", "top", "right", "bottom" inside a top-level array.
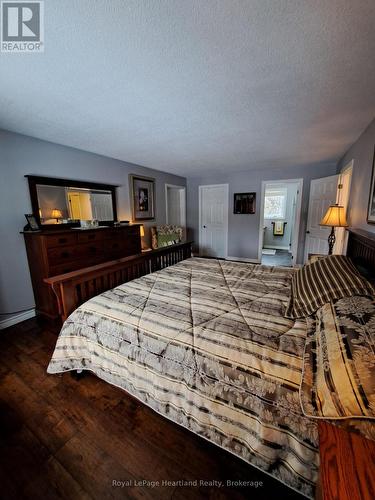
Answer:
[{"left": 25, "top": 175, "right": 118, "bottom": 229}]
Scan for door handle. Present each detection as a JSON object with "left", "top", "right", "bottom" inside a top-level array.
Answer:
[{"left": 306, "top": 231, "right": 310, "bottom": 234}]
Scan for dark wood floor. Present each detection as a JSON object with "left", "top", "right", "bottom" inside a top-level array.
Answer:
[{"left": 0, "top": 318, "right": 302, "bottom": 500}]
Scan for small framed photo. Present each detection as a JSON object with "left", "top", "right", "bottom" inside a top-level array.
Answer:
[
  {"left": 367, "top": 146, "right": 375, "bottom": 224},
  {"left": 234, "top": 192, "right": 256, "bottom": 214},
  {"left": 129, "top": 174, "right": 155, "bottom": 221},
  {"left": 25, "top": 213, "right": 40, "bottom": 231}
]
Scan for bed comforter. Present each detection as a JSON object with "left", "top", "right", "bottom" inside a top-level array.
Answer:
[{"left": 48, "top": 257, "right": 319, "bottom": 498}]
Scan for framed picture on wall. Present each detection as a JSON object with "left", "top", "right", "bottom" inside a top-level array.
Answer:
[
  {"left": 233, "top": 192, "right": 256, "bottom": 214},
  {"left": 367, "top": 147, "right": 375, "bottom": 224},
  {"left": 129, "top": 174, "right": 155, "bottom": 221}
]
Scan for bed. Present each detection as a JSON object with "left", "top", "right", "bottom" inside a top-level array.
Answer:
[{"left": 46, "top": 230, "right": 375, "bottom": 499}]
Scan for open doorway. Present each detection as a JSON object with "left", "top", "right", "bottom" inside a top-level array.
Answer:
[
  {"left": 258, "top": 179, "right": 303, "bottom": 266},
  {"left": 165, "top": 184, "right": 186, "bottom": 235}
]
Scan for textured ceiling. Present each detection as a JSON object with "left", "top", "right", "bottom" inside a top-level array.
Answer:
[{"left": 1, "top": 0, "right": 375, "bottom": 176}]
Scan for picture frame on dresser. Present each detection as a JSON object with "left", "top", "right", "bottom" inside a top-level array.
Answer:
[
  {"left": 24, "top": 213, "right": 40, "bottom": 231},
  {"left": 367, "top": 146, "right": 375, "bottom": 223}
]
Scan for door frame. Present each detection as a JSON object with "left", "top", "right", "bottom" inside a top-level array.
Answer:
[
  {"left": 165, "top": 184, "right": 186, "bottom": 231},
  {"left": 335, "top": 160, "right": 353, "bottom": 255},
  {"left": 199, "top": 184, "right": 229, "bottom": 258},
  {"left": 258, "top": 178, "right": 303, "bottom": 265}
]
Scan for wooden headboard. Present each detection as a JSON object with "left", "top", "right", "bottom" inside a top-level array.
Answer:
[{"left": 347, "top": 228, "right": 375, "bottom": 280}]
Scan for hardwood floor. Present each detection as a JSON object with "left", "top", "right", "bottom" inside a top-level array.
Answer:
[{"left": 0, "top": 318, "right": 302, "bottom": 500}]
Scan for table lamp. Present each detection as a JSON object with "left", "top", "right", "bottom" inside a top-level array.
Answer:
[
  {"left": 51, "top": 208, "right": 63, "bottom": 223},
  {"left": 140, "top": 225, "right": 147, "bottom": 251},
  {"left": 320, "top": 204, "right": 348, "bottom": 255}
]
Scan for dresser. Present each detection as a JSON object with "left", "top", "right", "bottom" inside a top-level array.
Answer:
[{"left": 23, "top": 225, "right": 141, "bottom": 319}]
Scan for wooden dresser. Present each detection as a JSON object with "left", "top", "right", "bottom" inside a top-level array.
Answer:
[{"left": 23, "top": 225, "right": 141, "bottom": 319}]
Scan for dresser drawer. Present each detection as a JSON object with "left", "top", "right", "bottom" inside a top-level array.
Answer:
[
  {"left": 48, "top": 241, "right": 106, "bottom": 267},
  {"left": 44, "top": 233, "right": 78, "bottom": 248},
  {"left": 77, "top": 230, "right": 109, "bottom": 243},
  {"left": 47, "top": 245, "right": 78, "bottom": 264},
  {"left": 77, "top": 241, "right": 106, "bottom": 259},
  {"left": 48, "top": 261, "right": 83, "bottom": 276}
]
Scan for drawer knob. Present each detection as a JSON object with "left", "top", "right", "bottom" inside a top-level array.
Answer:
[
  {"left": 58, "top": 238, "right": 67, "bottom": 244},
  {"left": 61, "top": 251, "right": 69, "bottom": 258}
]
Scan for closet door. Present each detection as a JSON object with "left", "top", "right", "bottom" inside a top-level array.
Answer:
[{"left": 199, "top": 184, "right": 228, "bottom": 258}]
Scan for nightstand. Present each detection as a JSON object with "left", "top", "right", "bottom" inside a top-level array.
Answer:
[
  {"left": 308, "top": 253, "right": 326, "bottom": 264},
  {"left": 318, "top": 421, "right": 375, "bottom": 500}
]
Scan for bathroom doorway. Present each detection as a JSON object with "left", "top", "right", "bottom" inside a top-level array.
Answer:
[{"left": 258, "top": 179, "right": 303, "bottom": 266}]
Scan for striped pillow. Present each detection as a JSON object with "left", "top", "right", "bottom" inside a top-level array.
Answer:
[{"left": 285, "top": 255, "right": 375, "bottom": 318}]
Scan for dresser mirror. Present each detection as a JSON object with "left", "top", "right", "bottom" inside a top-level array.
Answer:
[{"left": 26, "top": 175, "right": 118, "bottom": 229}]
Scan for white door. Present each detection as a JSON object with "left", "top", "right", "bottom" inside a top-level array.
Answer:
[
  {"left": 199, "top": 184, "right": 228, "bottom": 258},
  {"left": 304, "top": 175, "right": 339, "bottom": 262}
]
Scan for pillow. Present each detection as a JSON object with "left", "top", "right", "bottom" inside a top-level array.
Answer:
[
  {"left": 285, "top": 254, "right": 375, "bottom": 318},
  {"left": 157, "top": 233, "right": 180, "bottom": 248},
  {"left": 300, "top": 296, "right": 375, "bottom": 420}
]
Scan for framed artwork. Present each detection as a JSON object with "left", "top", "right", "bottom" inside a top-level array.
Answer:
[
  {"left": 233, "top": 192, "right": 256, "bottom": 214},
  {"left": 367, "top": 147, "right": 375, "bottom": 224},
  {"left": 129, "top": 174, "right": 155, "bottom": 221}
]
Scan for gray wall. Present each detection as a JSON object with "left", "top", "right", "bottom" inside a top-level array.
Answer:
[
  {"left": 0, "top": 129, "right": 185, "bottom": 317},
  {"left": 336, "top": 118, "right": 375, "bottom": 234},
  {"left": 187, "top": 163, "right": 337, "bottom": 263}
]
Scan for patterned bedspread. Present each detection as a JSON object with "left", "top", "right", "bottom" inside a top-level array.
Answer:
[
  {"left": 48, "top": 258, "right": 318, "bottom": 498},
  {"left": 300, "top": 296, "right": 375, "bottom": 442}
]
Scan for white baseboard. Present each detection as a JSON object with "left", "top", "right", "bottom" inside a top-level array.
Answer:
[
  {"left": 226, "top": 256, "right": 260, "bottom": 264},
  {"left": 0, "top": 309, "right": 36, "bottom": 330},
  {"left": 263, "top": 245, "right": 290, "bottom": 251}
]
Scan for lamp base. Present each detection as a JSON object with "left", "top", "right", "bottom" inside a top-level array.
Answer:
[{"left": 328, "top": 226, "right": 335, "bottom": 255}]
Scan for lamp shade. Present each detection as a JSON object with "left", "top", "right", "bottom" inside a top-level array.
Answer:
[
  {"left": 51, "top": 209, "right": 63, "bottom": 219},
  {"left": 140, "top": 225, "right": 145, "bottom": 237},
  {"left": 320, "top": 204, "right": 348, "bottom": 227}
]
